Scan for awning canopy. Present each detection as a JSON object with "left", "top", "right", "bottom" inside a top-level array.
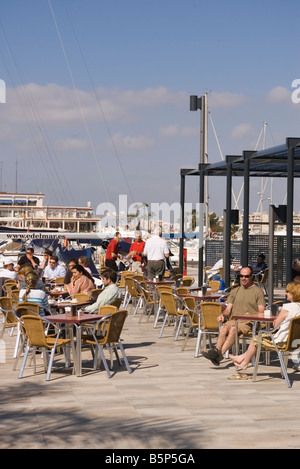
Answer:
[{"left": 179, "top": 137, "right": 300, "bottom": 301}]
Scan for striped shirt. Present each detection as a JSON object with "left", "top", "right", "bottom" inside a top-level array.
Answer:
[{"left": 19, "top": 288, "right": 51, "bottom": 316}]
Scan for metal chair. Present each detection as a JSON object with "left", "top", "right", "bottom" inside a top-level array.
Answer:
[
  {"left": 254, "top": 268, "right": 269, "bottom": 295},
  {"left": 55, "top": 277, "right": 65, "bottom": 284},
  {"left": 194, "top": 301, "right": 223, "bottom": 357},
  {"left": 176, "top": 287, "right": 189, "bottom": 295},
  {"left": 123, "top": 276, "right": 141, "bottom": 314},
  {"left": 208, "top": 280, "right": 221, "bottom": 292},
  {"left": 13, "top": 302, "right": 42, "bottom": 367},
  {"left": 82, "top": 310, "right": 132, "bottom": 378},
  {"left": 3, "top": 279, "right": 18, "bottom": 297},
  {"left": 253, "top": 316, "right": 300, "bottom": 388},
  {"left": 109, "top": 297, "right": 123, "bottom": 309},
  {"left": 153, "top": 285, "right": 173, "bottom": 328},
  {"left": 18, "top": 314, "right": 75, "bottom": 381},
  {"left": 0, "top": 297, "right": 17, "bottom": 338},
  {"left": 135, "top": 282, "right": 158, "bottom": 323},
  {"left": 72, "top": 293, "right": 91, "bottom": 302},
  {"left": 158, "top": 292, "right": 186, "bottom": 340},
  {"left": 180, "top": 276, "right": 195, "bottom": 287},
  {"left": 90, "top": 288, "right": 103, "bottom": 301}
]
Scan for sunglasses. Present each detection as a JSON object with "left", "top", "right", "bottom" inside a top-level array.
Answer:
[{"left": 240, "top": 274, "right": 251, "bottom": 278}]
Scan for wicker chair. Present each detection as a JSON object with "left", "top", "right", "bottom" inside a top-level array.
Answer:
[
  {"left": 0, "top": 297, "right": 17, "bottom": 338},
  {"left": 13, "top": 302, "right": 42, "bottom": 366},
  {"left": 90, "top": 288, "right": 103, "bottom": 302},
  {"left": 253, "top": 316, "right": 300, "bottom": 388},
  {"left": 153, "top": 285, "right": 174, "bottom": 328},
  {"left": 188, "top": 301, "right": 223, "bottom": 357},
  {"left": 123, "top": 276, "right": 141, "bottom": 314},
  {"left": 82, "top": 310, "right": 132, "bottom": 378},
  {"left": 55, "top": 277, "right": 65, "bottom": 284},
  {"left": 176, "top": 287, "right": 189, "bottom": 295},
  {"left": 136, "top": 282, "right": 158, "bottom": 323},
  {"left": 109, "top": 297, "right": 123, "bottom": 309},
  {"left": 72, "top": 293, "right": 91, "bottom": 303},
  {"left": 209, "top": 280, "right": 221, "bottom": 292},
  {"left": 18, "top": 314, "right": 75, "bottom": 381},
  {"left": 4, "top": 280, "right": 18, "bottom": 298},
  {"left": 158, "top": 292, "right": 186, "bottom": 340},
  {"left": 254, "top": 268, "right": 269, "bottom": 295},
  {"left": 180, "top": 276, "right": 195, "bottom": 287},
  {"left": 10, "top": 289, "right": 20, "bottom": 308}
]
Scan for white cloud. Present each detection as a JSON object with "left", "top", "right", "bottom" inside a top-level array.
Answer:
[
  {"left": 106, "top": 132, "right": 154, "bottom": 153},
  {"left": 266, "top": 86, "right": 291, "bottom": 103},
  {"left": 160, "top": 124, "right": 198, "bottom": 137},
  {"left": 2, "top": 84, "right": 188, "bottom": 130},
  {"left": 231, "top": 123, "right": 257, "bottom": 140},
  {"left": 209, "top": 91, "right": 249, "bottom": 108},
  {"left": 54, "top": 137, "right": 90, "bottom": 151}
]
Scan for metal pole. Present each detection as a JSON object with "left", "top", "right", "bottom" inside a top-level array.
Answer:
[
  {"left": 179, "top": 170, "right": 185, "bottom": 275},
  {"left": 225, "top": 157, "right": 233, "bottom": 287},
  {"left": 286, "top": 147, "right": 294, "bottom": 284},
  {"left": 198, "top": 164, "right": 206, "bottom": 287},
  {"left": 268, "top": 205, "right": 275, "bottom": 304},
  {"left": 242, "top": 152, "right": 251, "bottom": 265}
]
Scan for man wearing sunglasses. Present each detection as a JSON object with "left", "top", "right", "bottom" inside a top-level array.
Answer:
[{"left": 202, "top": 265, "right": 265, "bottom": 366}]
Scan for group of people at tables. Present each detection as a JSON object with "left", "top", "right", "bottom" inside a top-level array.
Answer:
[
  {"left": 0, "top": 247, "right": 122, "bottom": 318},
  {"left": 2, "top": 234, "right": 300, "bottom": 377},
  {"left": 0, "top": 227, "right": 171, "bottom": 321}
]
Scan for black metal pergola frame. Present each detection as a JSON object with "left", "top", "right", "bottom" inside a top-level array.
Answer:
[{"left": 179, "top": 137, "right": 300, "bottom": 297}]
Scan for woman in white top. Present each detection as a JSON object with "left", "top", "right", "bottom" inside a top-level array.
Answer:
[
  {"left": 19, "top": 271, "right": 51, "bottom": 317},
  {"left": 229, "top": 281, "right": 300, "bottom": 370}
]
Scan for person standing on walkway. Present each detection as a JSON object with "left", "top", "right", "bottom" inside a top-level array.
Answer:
[
  {"left": 127, "top": 231, "right": 145, "bottom": 274},
  {"left": 105, "top": 232, "right": 123, "bottom": 271},
  {"left": 144, "top": 227, "right": 169, "bottom": 280}
]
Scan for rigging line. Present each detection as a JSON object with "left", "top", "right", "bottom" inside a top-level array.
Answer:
[
  {"left": 208, "top": 108, "right": 239, "bottom": 208},
  {"left": 0, "top": 23, "right": 66, "bottom": 204},
  {"left": 61, "top": 0, "right": 135, "bottom": 203},
  {"left": 208, "top": 110, "right": 224, "bottom": 161},
  {"left": 0, "top": 21, "right": 68, "bottom": 204},
  {"left": 48, "top": 0, "right": 111, "bottom": 204}
]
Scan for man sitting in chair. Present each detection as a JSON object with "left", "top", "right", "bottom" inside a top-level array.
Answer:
[
  {"left": 83, "top": 269, "right": 122, "bottom": 313},
  {"left": 202, "top": 266, "right": 265, "bottom": 366}
]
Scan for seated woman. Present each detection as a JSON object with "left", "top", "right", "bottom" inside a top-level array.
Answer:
[
  {"left": 65, "top": 264, "right": 95, "bottom": 295},
  {"left": 19, "top": 271, "right": 51, "bottom": 316},
  {"left": 78, "top": 255, "right": 92, "bottom": 275},
  {"left": 18, "top": 265, "right": 46, "bottom": 292},
  {"left": 229, "top": 281, "right": 300, "bottom": 370}
]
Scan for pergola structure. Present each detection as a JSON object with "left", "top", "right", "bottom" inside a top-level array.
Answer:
[{"left": 179, "top": 137, "right": 300, "bottom": 302}]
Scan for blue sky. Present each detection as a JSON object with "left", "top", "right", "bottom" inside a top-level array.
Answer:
[{"left": 0, "top": 0, "right": 299, "bottom": 219}]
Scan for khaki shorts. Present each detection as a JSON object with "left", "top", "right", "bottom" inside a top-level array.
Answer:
[{"left": 224, "top": 318, "right": 253, "bottom": 335}]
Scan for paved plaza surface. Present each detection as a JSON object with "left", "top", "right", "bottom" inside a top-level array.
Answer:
[{"left": 1, "top": 272, "right": 299, "bottom": 450}]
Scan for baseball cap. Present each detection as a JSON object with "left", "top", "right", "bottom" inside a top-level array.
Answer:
[{"left": 4, "top": 258, "right": 15, "bottom": 266}]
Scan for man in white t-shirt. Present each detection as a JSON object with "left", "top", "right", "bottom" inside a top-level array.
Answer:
[
  {"left": 0, "top": 258, "right": 18, "bottom": 281},
  {"left": 144, "top": 227, "right": 169, "bottom": 280}
]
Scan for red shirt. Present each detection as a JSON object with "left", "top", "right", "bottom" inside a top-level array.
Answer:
[
  {"left": 106, "top": 238, "right": 120, "bottom": 260},
  {"left": 129, "top": 240, "right": 145, "bottom": 262}
]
